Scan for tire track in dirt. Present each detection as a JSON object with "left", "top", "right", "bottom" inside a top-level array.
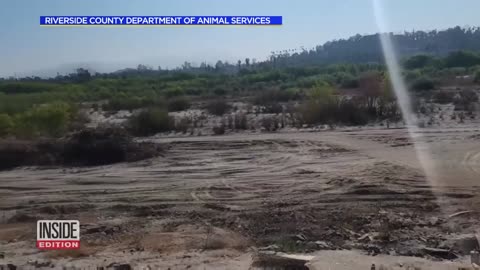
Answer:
[{"left": 5, "top": 129, "right": 480, "bottom": 264}]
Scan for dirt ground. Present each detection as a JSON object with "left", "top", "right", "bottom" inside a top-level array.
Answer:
[{"left": 1, "top": 126, "right": 480, "bottom": 269}]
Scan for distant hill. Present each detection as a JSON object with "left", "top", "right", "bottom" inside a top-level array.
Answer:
[
  {"left": 108, "top": 25, "right": 480, "bottom": 76},
  {"left": 268, "top": 26, "right": 480, "bottom": 67}
]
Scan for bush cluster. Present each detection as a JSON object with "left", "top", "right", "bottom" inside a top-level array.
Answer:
[
  {"left": 0, "top": 102, "right": 74, "bottom": 138},
  {"left": 127, "top": 108, "right": 173, "bottom": 136},
  {"left": 205, "top": 99, "right": 231, "bottom": 116}
]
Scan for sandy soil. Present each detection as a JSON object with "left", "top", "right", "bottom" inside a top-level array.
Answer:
[{"left": 1, "top": 126, "right": 480, "bottom": 269}]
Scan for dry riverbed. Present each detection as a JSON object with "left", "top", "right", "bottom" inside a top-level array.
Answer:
[{"left": 1, "top": 127, "right": 480, "bottom": 269}]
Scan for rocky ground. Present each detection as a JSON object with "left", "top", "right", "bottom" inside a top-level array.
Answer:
[{"left": 1, "top": 126, "right": 480, "bottom": 269}]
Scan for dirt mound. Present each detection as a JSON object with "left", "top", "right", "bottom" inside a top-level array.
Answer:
[{"left": 0, "top": 127, "right": 162, "bottom": 170}]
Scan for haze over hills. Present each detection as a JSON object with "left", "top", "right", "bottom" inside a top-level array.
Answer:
[{"left": 7, "top": 26, "right": 480, "bottom": 78}]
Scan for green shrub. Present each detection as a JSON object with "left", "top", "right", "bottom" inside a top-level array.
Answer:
[
  {"left": 300, "top": 99, "right": 334, "bottom": 125},
  {"left": 0, "top": 82, "right": 61, "bottom": 94},
  {"left": 167, "top": 96, "right": 191, "bottom": 112},
  {"left": 13, "top": 102, "right": 71, "bottom": 137},
  {"left": 335, "top": 72, "right": 359, "bottom": 88},
  {"left": 445, "top": 51, "right": 480, "bottom": 68},
  {"left": 403, "top": 70, "right": 421, "bottom": 83},
  {"left": 337, "top": 99, "right": 369, "bottom": 125},
  {"left": 300, "top": 83, "right": 369, "bottom": 126},
  {"left": 254, "top": 89, "right": 298, "bottom": 105},
  {"left": 411, "top": 77, "right": 435, "bottom": 91},
  {"left": 300, "top": 82, "right": 336, "bottom": 125},
  {"left": 262, "top": 103, "right": 283, "bottom": 114},
  {"left": 205, "top": 99, "right": 230, "bottom": 116},
  {"left": 104, "top": 96, "right": 144, "bottom": 111},
  {"left": 340, "top": 77, "right": 359, "bottom": 88},
  {"left": 212, "top": 125, "right": 225, "bottom": 135},
  {"left": 0, "top": 91, "right": 75, "bottom": 115},
  {"left": 103, "top": 95, "right": 165, "bottom": 111},
  {"left": 403, "top": 54, "right": 436, "bottom": 69},
  {"left": 127, "top": 108, "right": 173, "bottom": 136},
  {"left": 62, "top": 127, "right": 161, "bottom": 166},
  {"left": 0, "top": 114, "right": 13, "bottom": 137},
  {"left": 300, "top": 98, "right": 369, "bottom": 126},
  {"left": 0, "top": 127, "right": 162, "bottom": 170},
  {"left": 63, "top": 128, "right": 130, "bottom": 165},
  {"left": 213, "top": 87, "right": 226, "bottom": 96},
  {"left": 164, "top": 87, "right": 185, "bottom": 98},
  {"left": 184, "top": 87, "right": 203, "bottom": 96}
]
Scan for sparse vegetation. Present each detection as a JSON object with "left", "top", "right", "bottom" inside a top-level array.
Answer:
[
  {"left": 300, "top": 79, "right": 391, "bottom": 126},
  {"left": 11, "top": 102, "right": 73, "bottom": 138},
  {"left": 174, "top": 116, "right": 191, "bottom": 134},
  {"left": 234, "top": 113, "right": 248, "bottom": 130},
  {"left": 454, "top": 89, "right": 478, "bottom": 111},
  {"left": 1, "top": 28, "right": 480, "bottom": 139},
  {"left": 433, "top": 90, "right": 454, "bottom": 104},
  {"left": 261, "top": 116, "right": 279, "bottom": 132}
]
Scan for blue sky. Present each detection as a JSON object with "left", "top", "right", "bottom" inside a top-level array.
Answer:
[{"left": 1, "top": 0, "right": 479, "bottom": 77}]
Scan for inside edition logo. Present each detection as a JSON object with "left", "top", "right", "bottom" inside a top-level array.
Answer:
[{"left": 37, "top": 220, "right": 80, "bottom": 249}]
